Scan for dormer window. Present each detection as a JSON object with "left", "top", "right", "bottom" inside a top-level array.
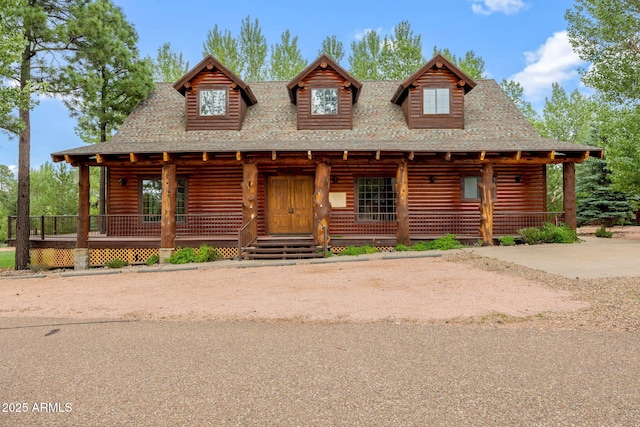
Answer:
[
  {"left": 423, "top": 88, "right": 450, "bottom": 115},
  {"left": 200, "top": 88, "right": 226, "bottom": 116},
  {"left": 311, "top": 88, "right": 338, "bottom": 115}
]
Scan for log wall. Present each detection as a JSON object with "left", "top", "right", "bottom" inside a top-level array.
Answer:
[{"left": 295, "top": 67, "right": 353, "bottom": 130}]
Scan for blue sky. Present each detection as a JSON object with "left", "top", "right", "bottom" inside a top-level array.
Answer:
[{"left": 0, "top": 0, "right": 586, "bottom": 170}]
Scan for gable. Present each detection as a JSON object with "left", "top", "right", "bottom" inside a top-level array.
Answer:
[
  {"left": 392, "top": 54, "right": 476, "bottom": 130},
  {"left": 174, "top": 56, "right": 257, "bottom": 131},
  {"left": 287, "top": 54, "right": 362, "bottom": 130}
]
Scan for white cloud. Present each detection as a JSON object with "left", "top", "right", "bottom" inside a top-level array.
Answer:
[
  {"left": 509, "top": 31, "right": 586, "bottom": 101},
  {"left": 471, "top": 0, "right": 527, "bottom": 15},
  {"left": 8, "top": 165, "right": 18, "bottom": 176},
  {"left": 354, "top": 27, "right": 384, "bottom": 41}
]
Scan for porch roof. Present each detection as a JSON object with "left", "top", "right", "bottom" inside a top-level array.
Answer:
[{"left": 52, "top": 79, "right": 601, "bottom": 162}]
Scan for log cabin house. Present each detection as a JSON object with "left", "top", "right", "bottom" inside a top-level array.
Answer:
[{"left": 18, "top": 53, "right": 601, "bottom": 269}]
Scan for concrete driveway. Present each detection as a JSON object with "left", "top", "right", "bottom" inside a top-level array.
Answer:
[{"left": 468, "top": 236, "right": 640, "bottom": 279}]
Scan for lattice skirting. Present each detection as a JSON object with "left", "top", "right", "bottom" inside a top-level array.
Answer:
[{"left": 30, "top": 246, "right": 239, "bottom": 268}]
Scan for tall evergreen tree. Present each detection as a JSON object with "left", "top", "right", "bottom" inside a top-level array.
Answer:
[
  {"left": 2, "top": 0, "right": 82, "bottom": 270},
  {"left": 268, "top": 30, "right": 306, "bottom": 80},
  {"left": 238, "top": 16, "right": 267, "bottom": 81},
  {"left": 154, "top": 42, "right": 189, "bottom": 82},
  {"left": 576, "top": 156, "right": 635, "bottom": 226},
  {"left": 202, "top": 24, "right": 242, "bottom": 76},
  {"left": 61, "top": 0, "right": 153, "bottom": 227},
  {"left": 380, "top": 21, "right": 424, "bottom": 80},
  {"left": 349, "top": 29, "right": 383, "bottom": 80},
  {"left": 318, "top": 35, "right": 344, "bottom": 64}
]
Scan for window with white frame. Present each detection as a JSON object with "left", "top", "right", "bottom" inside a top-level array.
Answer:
[
  {"left": 311, "top": 88, "right": 338, "bottom": 115},
  {"left": 141, "top": 178, "right": 186, "bottom": 222},
  {"left": 199, "top": 89, "right": 226, "bottom": 116},
  {"left": 423, "top": 88, "right": 450, "bottom": 114},
  {"left": 357, "top": 177, "right": 396, "bottom": 221}
]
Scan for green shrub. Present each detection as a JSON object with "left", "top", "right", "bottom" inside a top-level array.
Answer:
[
  {"left": 195, "top": 244, "right": 221, "bottom": 263},
  {"left": 105, "top": 258, "right": 128, "bottom": 269},
  {"left": 146, "top": 254, "right": 159, "bottom": 266},
  {"left": 594, "top": 226, "right": 613, "bottom": 238},
  {"left": 395, "top": 243, "right": 411, "bottom": 252},
  {"left": 499, "top": 235, "right": 517, "bottom": 246},
  {"left": 165, "top": 245, "right": 221, "bottom": 264},
  {"left": 412, "top": 234, "right": 464, "bottom": 251},
  {"left": 166, "top": 247, "right": 196, "bottom": 264},
  {"left": 518, "top": 223, "right": 578, "bottom": 245},
  {"left": 338, "top": 244, "right": 379, "bottom": 256}
]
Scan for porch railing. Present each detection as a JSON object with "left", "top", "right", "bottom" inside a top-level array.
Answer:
[
  {"left": 237, "top": 215, "right": 258, "bottom": 259},
  {"left": 8, "top": 211, "right": 566, "bottom": 242},
  {"left": 7, "top": 213, "right": 243, "bottom": 240}
]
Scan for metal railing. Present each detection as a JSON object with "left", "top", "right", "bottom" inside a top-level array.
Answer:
[
  {"left": 237, "top": 215, "right": 258, "bottom": 259},
  {"left": 329, "top": 212, "right": 398, "bottom": 236},
  {"left": 8, "top": 213, "right": 243, "bottom": 240},
  {"left": 7, "top": 211, "right": 566, "bottom": 242}
]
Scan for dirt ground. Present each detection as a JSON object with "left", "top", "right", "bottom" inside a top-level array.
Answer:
[{"left": 0, "top": 226, "right": 637, "bottom": 326}]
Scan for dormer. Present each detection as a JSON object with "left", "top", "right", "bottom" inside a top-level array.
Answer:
[
  {"left": 287, "top": 54, "right": 362, "bottom": 130},
  {"left": 174, "top": 56, "right": 257, "bottom": 131},
  {"left": 391, "top": 54, "right": 476, "bottom": 129}
]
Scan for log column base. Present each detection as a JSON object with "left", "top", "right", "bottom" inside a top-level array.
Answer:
[
  {"left": 74, "top": 248, "right": 90, "bottom": 270},
  {"left": 159, "top": 248, "right": 175, "bottom": 264}
]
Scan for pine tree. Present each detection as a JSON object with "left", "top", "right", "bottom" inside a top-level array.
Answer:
[{"left": 576, "top": 157, "right": 635, "bottom": 226}]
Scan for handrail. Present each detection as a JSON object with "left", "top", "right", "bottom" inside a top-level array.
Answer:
[
  {"left": 313, "top": 213, "right": 328, "bottom": 258},
  {"left": 237, "top": 215, "right": 258, "bottom": 260}
]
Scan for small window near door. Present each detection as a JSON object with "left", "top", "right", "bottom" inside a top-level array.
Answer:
[
  {"left": 357, "top": 177, "right": 396, "bottom": 221},
  {"left": 462, "top": 176, "right": 481, "bottom": 200},
  {"left": 141, "top": 178, "right": 186, "bottom": 222}
]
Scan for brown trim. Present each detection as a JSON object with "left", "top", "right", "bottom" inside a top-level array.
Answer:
[{"left": 420, "top": 86, "right": 453, "bottom": 116}]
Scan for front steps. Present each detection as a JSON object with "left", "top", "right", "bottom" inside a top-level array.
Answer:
[{"left": 241, "top": 236, "right": 327, "bottom": 260}]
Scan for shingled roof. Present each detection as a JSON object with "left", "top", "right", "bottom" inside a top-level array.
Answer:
[{"left": 52, "top": 79, "right": 601, "bottom": 160}]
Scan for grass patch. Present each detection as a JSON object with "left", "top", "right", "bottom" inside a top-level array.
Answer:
[
  {"left": 595, "top": 226, "right": 613, "bottom": 238},
  {"left": 0, "top": 250, "right": 15, "bottom": 269},
  {"left": 165, "top": 245, "right": 221, "bottom": 264}
]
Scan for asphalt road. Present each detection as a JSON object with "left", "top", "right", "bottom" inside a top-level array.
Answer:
[{"left": 1, "top": 318, "right": 639, "bottom": 426}]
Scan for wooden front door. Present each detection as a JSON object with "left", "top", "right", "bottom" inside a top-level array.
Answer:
[{"left": 268, "top": 176, "right": 314, "bottom": 234}]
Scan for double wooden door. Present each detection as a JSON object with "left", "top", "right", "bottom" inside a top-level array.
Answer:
[{"left": 267, "top": 176, "right": 314, "bottom": 234}]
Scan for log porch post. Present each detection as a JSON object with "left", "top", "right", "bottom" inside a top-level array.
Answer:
[
  {"left": 396, "top": 160, "right": 410, "bottom": 246},
  {"left": 479, "top": 163, "right": 495, "bottom": 246},
  {"left": 563, "top": 162, "right": 577, "bottom": 230},
  {"left": 74, "top": 164, "right": 90, "bottom": 270},
  {"left": 313, "top": 162, "right": 331, "bottom": 246},
  {"left": 242, "top": 162, "right": 258, "bottom": 241},
  {"left": 159, "top": 163, "right": 177, "bottom": 263}
]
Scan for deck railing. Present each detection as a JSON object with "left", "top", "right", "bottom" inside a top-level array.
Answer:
[{"left": 8, "top": 211, "right": 565, "bottom": 241}]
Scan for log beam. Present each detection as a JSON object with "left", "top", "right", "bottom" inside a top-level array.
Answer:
[
  {"left": 242, "top": 162, "right": 258, "bottom": 242},
  {"left": 396, "top": 160, "right": 410, "bottom": 246},
  {"left": 563, "top": 162, "right": 577, "bottom": 230},
  {"left": 160, "top": 163, "right": 177, "bottom": 257},
  {"left": 76, "top": 164, "right": 90, "bottom": 249},
  {"left": 313, "top": 162, "right": 331, "bottom": 247},
  {"left": 479, "top": 163, "right": 495, "bottom": 246}
]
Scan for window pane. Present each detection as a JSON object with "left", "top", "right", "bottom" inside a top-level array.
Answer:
[
  {"left": 357, "top": 177, "right": 396, "bottom": 221},
  {"left": 423, "top": 88, "right": 450, "bottom": 114},
  {"left": 463, "top": 176, "right": 480, "bottom": 199},
  {"left": 436, "top": 89, "right": 450, "bottom": 114},
  {"left": 423, "top": 89, "right": 436, "bottom": 114},
  {"left": 311, "top": 88, "right": 338, "bottom": 115},
  {"left": 142, "top": 179, "right": 186, "bottom": 222},
  {"left": 200, "top": 89, "right": 226, "bottom": 116}
]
